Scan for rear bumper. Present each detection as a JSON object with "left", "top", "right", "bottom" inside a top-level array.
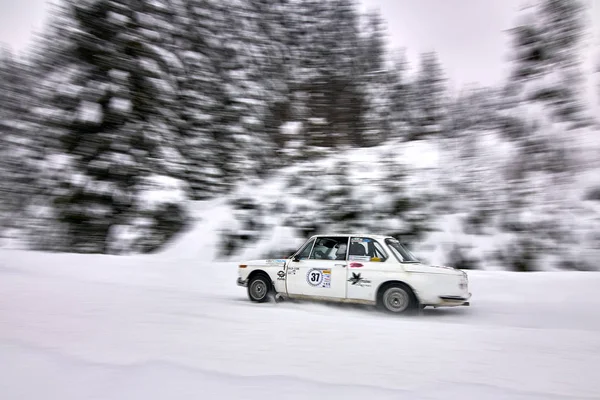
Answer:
[{"left": 237, "top": 277, "right": 248, "bottom": 287}]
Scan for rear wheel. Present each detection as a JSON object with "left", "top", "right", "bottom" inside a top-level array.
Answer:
[
  {"left": 248, "top": 274, "right": 271, "bottom": 303},
  {"left": 378, "top": 284, "right": 417, "bottom": 314}
]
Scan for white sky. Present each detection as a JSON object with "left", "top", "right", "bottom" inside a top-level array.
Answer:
[
  {"left": 360, "top": 0, "right": 600, "bottom": 90},
  {"left": 0, "top": 0, "right": 598, "bottom": 93},
  {"left": 0, "top": 0, "right": 50, "bottom": 52},
  {"left": 360, "top": 0, "right": 524, "bottom": 88}
]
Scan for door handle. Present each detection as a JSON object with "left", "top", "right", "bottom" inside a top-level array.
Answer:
[{"left": 335, "top": 264, "right": 347, "bottom": 268}]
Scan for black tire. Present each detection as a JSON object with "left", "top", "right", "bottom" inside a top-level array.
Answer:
[
  {"left": 247, "top": 273, "right": 272, "bottom": 303},
  {"left": 377, "top": 283, "right": 417, "bottom": 315}
]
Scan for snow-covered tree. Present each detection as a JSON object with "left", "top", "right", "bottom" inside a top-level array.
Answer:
[
  {"left": 293, "top": 0, "right": 365, "bottom": 148},
  {"left": 493, "top": 0, "right": 593, "bottom": 270},
  {"left": 509, "top": 0, "right": 589, "bottom": 128},
  {"left": 175, "top": 0, "right": 227, "bottom": 199},
  {"left": 247, "top": 0, "right": 294, "bottom": 150},
  {"left": 359, "top": 9, "right": 392, "bottom": 145},
  {"left": 205, "top": 0, "right": 281, "bottom": 184},
  {"left": 32, "top": 0, "right": 189, "bottom": 253},
  {"left": 0, "top": 48, "right": 40, "bottom": 240},
  {"left": 411, "top": 51, "right": 447, "bottom": 140},
  {"left": 388, "top": 50, "right": 414, "bottom": 140}
]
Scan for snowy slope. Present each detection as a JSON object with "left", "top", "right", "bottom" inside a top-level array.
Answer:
[
  {"left": 1, "top": 203, "right": 600, "bottom": 400},
  {"left": 157, "top": 134, "right": 599, "bottom": 272},
  {"left": 3, "top": 133, "right": 599, "bottom": 272}
]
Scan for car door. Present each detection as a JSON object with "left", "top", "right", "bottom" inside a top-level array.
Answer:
[
  {"left": 346, "top": 237, "right": 389, "bottom": 301},
  {"left": 286, "top": 236, "right": 349, "bottom": 300}
]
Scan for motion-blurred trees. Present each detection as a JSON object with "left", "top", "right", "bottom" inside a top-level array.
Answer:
[
  {"left": 388, "top": 50, "right": 414, "bottom": 141},
  {"left": 359, "top": 9, "right": 392, "bottom": 146},
  {"left": 1, "top": 0, "right": 598, "bottom": 262},
  {"left": 496, "top": 0, "right": 591, "bottom": 270},
  {"left": 411, "top": 52, "right": 447, "bottom": 140},
  {"left": 31, "top": 0, "right": 189, "bottom": 253},
  {"left": 0, "top": 48, "right": 38, "bottom": 240}
]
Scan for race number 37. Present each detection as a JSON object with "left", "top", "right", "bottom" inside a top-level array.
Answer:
[{"left": 306, "top": 268, "right": 324, "bottom": 286}]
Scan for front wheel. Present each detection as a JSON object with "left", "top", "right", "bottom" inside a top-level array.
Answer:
[
  {"left": 247, "top": 274, "right": 271, "bottom": 303},
  {"left": 378, "top": 284, "right": 417, "bottom": 314}
]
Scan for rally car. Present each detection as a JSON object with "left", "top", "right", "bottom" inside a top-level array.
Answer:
[{"left": 237, "top": 234, "right": 471, "bottom": 314}]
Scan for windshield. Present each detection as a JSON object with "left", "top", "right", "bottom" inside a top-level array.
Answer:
[
  {"left": 290, "top": 238, "right": 315, "bottom": 260},
  {"left": 385, "top": 238, "right": 419, "bottom": 263}
]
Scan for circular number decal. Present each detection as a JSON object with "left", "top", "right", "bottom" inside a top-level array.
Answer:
[{"left": 306, "top": 268, "right": 324, "bottom": 286}]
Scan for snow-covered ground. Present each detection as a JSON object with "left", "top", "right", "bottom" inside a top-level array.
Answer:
[{"left": 1, "top": 204, "right": 600, "bottom": 400}]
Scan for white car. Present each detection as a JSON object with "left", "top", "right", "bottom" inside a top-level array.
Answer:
[{"left": 237, "top": 234, "right": 471, "bottom": 314}]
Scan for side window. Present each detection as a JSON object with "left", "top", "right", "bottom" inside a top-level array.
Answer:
[
  {"left": 296, "top": 239, "right": 315, "bottom": 260},
  {"left": 349, "top": 237, "right": 387, "bottom": 262},
  {"left": 372, "top": 241, "right": 388, "bottom": 262},
  {"left": 349, "top": 237, "right": 370, "bottom": 261},
  {"left": 309, "top": 237, "right": 348, "bottom": 260}
]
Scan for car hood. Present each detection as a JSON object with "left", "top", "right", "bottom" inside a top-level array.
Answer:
[{"left": 242, "top": 259, "right": 289, "bottom": 267}]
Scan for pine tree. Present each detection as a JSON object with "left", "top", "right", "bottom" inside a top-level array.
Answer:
[
  {"left": 0, "top": 47, "right": 39, "bottom": 240},
  {"left": 316, "top": 160, "right": 361, "bottom": 232},
  {"left": 411, "top": 51, "right": 446, "bottom": 140},
  {"left": 248, "top": 0, "right": 294, "bottom": 151},
  {"left": 496, "top": 0, "right": 591, "bottom": 270},
  {"left": 388, "top": 50, "right": 413, "bottom": 141},
  {"left": 206, "top": 0, "right": 278, "bottom": 185},
  {"left": 295, "top": 0, "right": 365, "bottom": 149},
  {"left": 32, "top": 0, "right": 189, "bottom": 253},
  {"left": 509, "top": 0, "right": 588, "bottom": 128},
  {"left": 359, "top": 9, "right": 392, "bottom": 145},
  {"left": 176, "top": 0, "right": 227, "bottom": 199}
]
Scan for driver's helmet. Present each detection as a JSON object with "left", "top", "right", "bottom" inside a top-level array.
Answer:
[{"left": 334, "top": 244, "right": 347, "bottom": 259}]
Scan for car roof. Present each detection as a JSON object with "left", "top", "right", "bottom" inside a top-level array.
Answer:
[{"left": 311, "top": 233, "right": 391, "bottom": 241}]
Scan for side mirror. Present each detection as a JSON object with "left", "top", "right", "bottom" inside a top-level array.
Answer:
[{"left": 292, "top": 255, "right": 300, "bottom": 262}]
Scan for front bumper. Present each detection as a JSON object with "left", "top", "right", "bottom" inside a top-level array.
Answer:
[
  {"left": 237, "top": 277, "right": 248, "bottom": 287},
  {"left": 438, "top": 293, "right": 472, "bottom": 306}
]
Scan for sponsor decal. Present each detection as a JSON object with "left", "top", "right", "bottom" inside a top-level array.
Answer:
[
  {"left": 288, "top": 266, "right": 299, "bottom": 275},
  {"left": 266, "top": 259, "right": 287, "bottom": 265},
  {"left": 348, "top": 272, "right": 371, "bottom": 287},
  {"left": 348, "top": 255, "right": 370, "bottom": 261},
  {"left": 349, "top": 262, "right": 364, "bottom": 268},
  {"left": 306, "top": 268, "right": 331, "bottom": 288},
  {"left": 277, "top": 270, "right": 285, "bottom": 280}
]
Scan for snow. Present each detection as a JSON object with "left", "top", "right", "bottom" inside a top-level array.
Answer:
[
  {"left": 281, "top": 121, "right": 303, "bottom": 136},
  {"left": 145, "top": 43, "right": 184, "bottom": 71},
  {"left": 136, "top": 175, "right": 188, "bottom": 212},
  {"left": 140, "top": 57, "right": 162, "bottom": 76},
  {"left": 107, "top": 10, "right": 130, "bottom": 25},
  {"left": 1, "top": 200, "right": 600, "bottom": 400},
  {"left": 108, "top": 69, "right": 130, "bottom": 82},
  {"left": 0, "top": 255, "right": 599, "bottom": 399},
  {"left": 77, "top": 100, "right": 102, "bottom": 124},
  {"left": 309, "top": 117, "right": 327, "bottom": 125},
  {"left": 109, "top": 97, "right": 132, "bottom": 113}
]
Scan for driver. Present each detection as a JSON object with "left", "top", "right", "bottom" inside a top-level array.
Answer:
[{"left": 334, "top": 243, "right": 347, "bottom": 260}]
